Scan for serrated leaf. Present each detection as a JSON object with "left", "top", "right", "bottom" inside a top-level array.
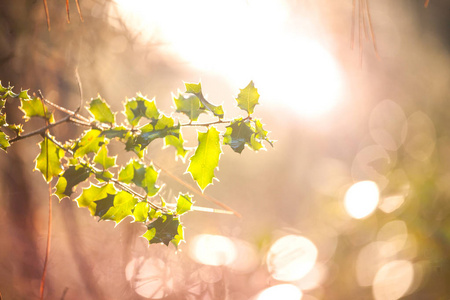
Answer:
[
  {"left": 143, "top": 214, "right": 180, "bottom": 246},
  {"left": 75, "top": 183, "right": 117, "bottom": 215},
  {"left": 185, "top": 82, "right": 202, "bottom": 94},
  {"left": 7, "top": 123, "right": 24, "bottom": 135},
  {"left": 101, "top": 126, "right": 128, "bottom": 139},
  {"left": 236, "top": 81, "right": 259, "bottom": 115},
  {"left": 0, "top": 132, "right": 10, "bottom": 151},
  {"left": 19, "top": 97, "right": 53, "bottom": 121},
  {"left": 133, "top": 202, "right": 149, "bottom": 222},
  {"left": 164, "top": 134, "right": 188, "bottom": 159},
  {"left": 72, "top": 129, "right": 105, "bottom": 158},
  {"left": 35, "top": 137, "right": 65, "bottom": 182},
  {"left": 142, "top": 164, "right": 160, "bottom": 196},
  {"left": 125, "top": 95, "right": 160, "bottom": 127},
  {"left": 135, "top": 115, "right": 180, "bottom": 149},
  {"left": 94, "top": 194, "right": 115, "bottom": 218},
  {"left": 184, "top": 82, "right": 224, "bottom": 118},
  {"left": 18, "top": 89, "right": 31, "bottom": 100},
  {"left": 98, "top": 191, "right": 137, "bottom": 223},
  {"left": 93, "top": 144, "right": 116, "bottom": 169},
  {"left": 176, "top": 194, "right": 193, "bottom": 215},
  {"left": 54, "top": 165, "right": 91, "bottom": 200},
  {"left": 118, "top": 160, "right": 160, "bottom": 196},
  {"left": 187, "top": 127, "right": 222, "bottom": 191},
  {"left": 173, "top": 93, "right": 204, "bottom": 121},
  {"left": 88, "top": 96, "right": 115, "bottom": 123},
  {"left": 223, "top": 118, "right": 254, "bottom": 153}
]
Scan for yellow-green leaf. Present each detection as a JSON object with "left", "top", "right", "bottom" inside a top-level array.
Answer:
[
  {"left": 88, "top": 96, "right": 115, "bottom": 123},
  {"left": 235, "top": 81, "right": 259, "bottom": 115},
  {"left": 93, "top": 144, "right": 116, "bottom": 169},
  {"left": 187, "top": 127, "right": 222, "bottom": 191},
  {"left": 34, "top": 137, "right": 65, "bottom": 182}
]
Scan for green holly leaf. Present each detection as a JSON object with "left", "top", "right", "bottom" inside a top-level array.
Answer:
[
  {"left": 118, "top": 160, "right": 160, "bottom": 196},
  {"left": 101, "top": 126, "right": 128, "bottom": 139},
  {"left": 98, "top": 191, "right": 137, "bottom": 223},
  {"left": 72, "top": 129, "right": 105, "bottom": 158},
  {"left": 0, "top": 132, "right": 10, "bottom": 151},
  {"left": 18, "top": 89, "right": 31, "bottom": 100},
  {"left": 7, "top": 123, "right": 24, "bottom": 135},
  {"left": 173, "top": 93, "right": 205, "bottom": 121},
  {"left": 185, "top": 82, "right": 224, "bottom": 118},
  {"left": 75, "top": 183, "right": 117, "bottom": 215},
  {"left": 94, "top": 194, "right": 115, "bottom": 218},
  {"left": 54, "top": 165, "right": 91, "bottom": 200},
  {"left": 236, "top": 81, "right": 259, "bottom": 115},
  {"left": 135, "top": 115, "right": 180, "bottom": 149},
  {"left": 176, "top": 193, "right": 193, "bottom": 215},
  {"left": 133, "top": 202, "right": 149, "bottom": 222},
  {"left": 223, "top": 118, "right": 254, "bottom": 153},
  {"left": 164, "top": 134, "right": 188, "bottom": 159},
  {"left": 124, "top": 94, "right": 160, "bottom": 127},
  {"left": 88, "top": 96, "right": 115, "bottom": 124},
  {"left": 185, "top": 82, "right": 202, "bottom": 94},
  {"left": 143, "top": 214, "right": 180, "bottom": 246},
  {"left": 20, "top": 97, "right": 54, "bottom": 121},
  {"left": 93, "top": 144, "right": 116, "bottom": 169},
  {"left": 187, "top": 127, "right": 222, "bottom": 191},
  {"left": 34, "top": 136, "right": 65, "bottom": 182}
]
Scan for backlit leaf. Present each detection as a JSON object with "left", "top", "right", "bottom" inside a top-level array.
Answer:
[
  {"left": 173, "top": 93, "right": 204, "bottom": 121},
  {"left": 54, "top": 165, "right": 91, "bottom": 200},
  {"left": 93, "top": 144, "right": 116, "bottom": 169},
  {"left": 72, "top": 129, "right": 105, "bottom": 158},
  {"left": 135, "top": 115, "right": 180, "bottom": 149},
  {"left": 124, "top": 94, "right": 159, "bottom": 127},
  {"left": 88, "top": 96, "right": 115, "bottom": 123},
  {"left": 98, "top": 191, "right": 138, "bottom": 223},
  {"left": 185, "top": 82, "right": 224, "bottom": 118},
  {"left": 75, "top": 183, "right": 117, "bottom": 215},
  {"left": 0, "top": 132, "right": 10, "bottom": 151},
  {"left": 118, "top": 160, "right": 160, "bottom": 196},
  {"left": 223, "top": 118, "right": 254, "bottom": 153},
  {"left": 20, "top": 97, "right": 53, "bottom": 121},
  {"left": 143, "top": 214, "right": 180, "bottom": 246},
  {"left": 35, "top": 136, "right": 65, "bottom": 182},
  {"left": 188, "top": 127, "right": 222, "bottom": 191},
  {"left": 236, "top": 81, "right": 259, "bottom": 115},
  {"left": 164, "top": 134, "right": 188, "bottom": 159},
  {"left": 133, "top": 202, "right": 149, "bottom": 222},
  {"left": 176, "top": 194, "right": 193, "bottom": 215}
]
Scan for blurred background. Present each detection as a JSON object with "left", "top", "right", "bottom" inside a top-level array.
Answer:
[{"left": 0, "top": 0, "right": 449, "bottom": 299}]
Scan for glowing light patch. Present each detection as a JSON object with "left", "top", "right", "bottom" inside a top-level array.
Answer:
[
  {"left": 110, "top": 0, "right": 343, "bottom": 119},
  {"left": 344, "top": 181, "right": 380, "bottom": 219},
  {"left": 256, "top": 284, "right": 303, "bottom": 300},
  {"left": 373, "top": 260, "right": 414, "bottom": 300},
  {"left": 267, "top": 235, "right": 318, "bottom": 282},
  {"left": 189, "top": 234, "right": 237, "bottom": 266}
]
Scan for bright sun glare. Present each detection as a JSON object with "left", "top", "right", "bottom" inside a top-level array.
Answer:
[{"left": 111, "top": 0, "right": 343, "bottom": 118}]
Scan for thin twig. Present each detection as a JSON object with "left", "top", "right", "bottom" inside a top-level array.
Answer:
[
  {"left": 74, "top": 67, "right": 83, "bottom": 114},
  {"left": 365, "top": 0, "right": 380, "bottom": 59},
  {"left": 43, "top": 98, "right": 90, "bottom": 123},
  {"left": 43, "top": 0, "right": 50, "bottom": 31},
  {"left": 9, "top": 116, "right": 71, "bottom": 144},
  {"left": 39, "top": 97, "right": 52, "bottom": 300},
  {"left": 66, "top": 0, "right": 70, "bottom": 23},
  {"left": 152, "top": 161, "right": 242, "bottom": 218},
  {"left": 75, "top": 0, "right": 84, "bottom": 21}
]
